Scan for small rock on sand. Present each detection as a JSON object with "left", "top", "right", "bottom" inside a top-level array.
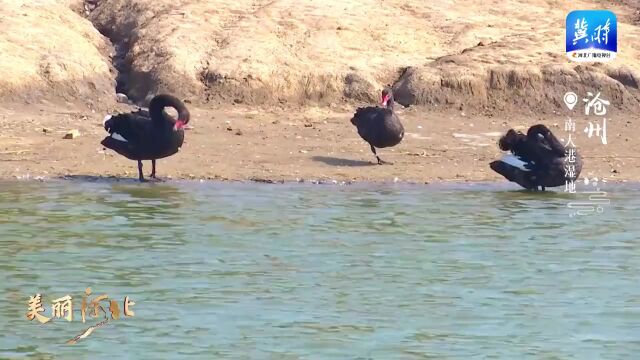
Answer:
[
  {"left": 63, "top": 129, "right": 80, "bottom": 139},
  {"left": 115, "top": 93, "right": 129, "bottom": 103}
]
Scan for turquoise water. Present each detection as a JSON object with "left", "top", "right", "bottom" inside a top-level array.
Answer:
[{"left": 0, "top": 180, "right": 639, "bottom": 359}]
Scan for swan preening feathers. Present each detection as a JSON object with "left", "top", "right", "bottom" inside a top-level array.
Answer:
[
  {"left": 350, "top": 87, "right": 405, "bottom": 165},
  {"left": 489, "top": 124, "right": 582, "bottom": 191},
  {"left": 101, "top": 94, "right": 190, "bottom": 182}
]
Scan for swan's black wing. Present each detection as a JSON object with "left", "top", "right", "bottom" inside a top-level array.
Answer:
[
  {"left": 351, "top": 106, "right": 386, "bottom": 124},
  {"left": 490, "top": 156, "right": 538, "bottom": 190},
  {"left": 351, "top": 106, "right": 392, "bottom": 143},
  {"left": 103, "top": 111, "right": 153, "bottom": 146}
]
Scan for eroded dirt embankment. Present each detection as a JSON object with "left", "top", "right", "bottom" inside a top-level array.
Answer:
[
  {"left": 0, "top": 1, "right": 116, "bottom": 109},
  {"left": 86, "top": 0, "right": 640, "bottom": 114},
  {"left": 1, "top": 0, "right": 639, "bottom": 114}
]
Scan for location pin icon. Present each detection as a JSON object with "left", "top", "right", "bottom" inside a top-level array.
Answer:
[{"left": 564, "top": 91, "right": 578, "bottom": 110}]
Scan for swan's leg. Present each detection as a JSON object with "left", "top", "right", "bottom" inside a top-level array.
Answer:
[
  {"left": 137, "top": 160, "right": 147, "bottom": 182},
  {"left": 148, "top": 160, "right": 164, "bottom": 182},
  {"left": 370, "top": 144, "right": 391, "bottom": 165}
]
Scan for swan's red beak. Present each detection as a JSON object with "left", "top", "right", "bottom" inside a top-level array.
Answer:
[
  {"left": 174, "top": 120, "right": 186, "bottom": 130},
  {"left": 380, "top": 94, "right": 390, "bottom": 108}
]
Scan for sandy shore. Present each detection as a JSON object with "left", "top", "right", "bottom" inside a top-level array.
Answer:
[
  {"left": 1, "top": 0, "right": 638, "bottom": 186},
  {"left": 0, "top": 101, "right": 636, "bottom": 185}
]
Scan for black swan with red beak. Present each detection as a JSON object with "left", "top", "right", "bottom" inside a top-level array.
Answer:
[
  {"left": 490, "top": 124, "right": 582, "bottom": 191},
  {"left": 350, "top": 87, "right": 405, "bottom": 164},
  {"left": 101, "top": 94, "right": 190, "bottom": 182}
]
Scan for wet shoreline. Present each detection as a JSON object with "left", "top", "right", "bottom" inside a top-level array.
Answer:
[{"left": 2, "top": 175, "right": 636, "bottom": 192}]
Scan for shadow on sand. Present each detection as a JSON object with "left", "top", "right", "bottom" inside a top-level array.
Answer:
[{"left": 312, "top": 156, "right": 375, "bottom": 167}]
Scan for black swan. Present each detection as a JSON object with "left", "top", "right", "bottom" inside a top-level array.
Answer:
[
  {"left": 350, "top": 87, "right": 405, "bottom": 164},
  {"left": 101, "top": 94, "right": 190, "bottom": 182},
  {"left": 489, "top": 124, "right": 582, "bottom": 191}
]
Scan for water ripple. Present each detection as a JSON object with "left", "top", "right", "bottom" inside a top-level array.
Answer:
[{"left": 0, "top": 181, "right": 639, "bottom": 359}]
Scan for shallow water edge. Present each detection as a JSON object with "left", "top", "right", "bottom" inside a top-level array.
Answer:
[{"left": 3, "top": 174, "right": 638, "bottom": 191}]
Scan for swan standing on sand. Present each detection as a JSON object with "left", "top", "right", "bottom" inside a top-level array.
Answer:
[
  {"left": 489, "top": 124, "right": 582, "bottom": 191},
  {"left": 350, "top": 87, "right": 405, "bottom": 165},
  {"left": 101, "top": 94, "right": 191, "bottom": 182}
]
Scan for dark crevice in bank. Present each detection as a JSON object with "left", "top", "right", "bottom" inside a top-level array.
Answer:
[
  {"left": 111, "top": 42, "right": 131, "bottom": 96},
  {"left": 81, "top": 0, "right": 138, "bottom": 105}
]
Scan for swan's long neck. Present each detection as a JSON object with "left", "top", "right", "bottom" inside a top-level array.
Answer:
[
  {"left": 382, "top": 94, "right": 395, "bottom": 111},
  {"left": 148, "top": 94, "right": 190, "bottom": 128},
  {"left": 546, "top": 132, "right": 567, "bottom": 156},
  {"left": 387, "top": 98, "right": 395, "bottom": 111}
]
